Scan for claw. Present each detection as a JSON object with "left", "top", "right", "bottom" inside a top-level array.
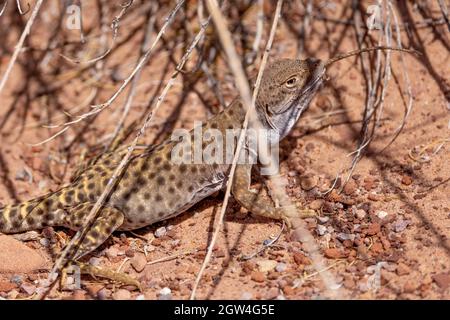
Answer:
[
  {"left": 62, "top": 261, "right": 142, "bottom": 292},
  {"left": 79, "top": 262, "right": 142, "bottom": 291}
]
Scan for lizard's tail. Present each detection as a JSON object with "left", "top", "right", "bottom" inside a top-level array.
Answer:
[{"left": 0, "top": 191, "right": 67, "bottom": 234}]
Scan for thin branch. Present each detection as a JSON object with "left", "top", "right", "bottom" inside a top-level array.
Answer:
[
  {"left": 36, "top": 0, "right": 188, "bottom": 300},
  {"left": 0, "top": 0, "right": 44, "bottom": 96},
  {"left": 190, "top": 0, "right": 284, "bottom": 300},
  {"left": 245, "top": 0, "right": 264, "bottom": 65},
  {"left": 60, "top": 0, "right": 135, "bottom": 64},
  {"left": 105, "top": 2, "right": 158, "bottom": 151},
  {"left": 34, "top": 0, "right": 186, "bottom": 145}
]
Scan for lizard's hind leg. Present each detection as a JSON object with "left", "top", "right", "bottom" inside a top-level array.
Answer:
[
  {"left": 61, "top": 203, "right": 124, "bottom": 260},
  {"left": 59, "top": 203, "right": 141, "bottom": 289}
]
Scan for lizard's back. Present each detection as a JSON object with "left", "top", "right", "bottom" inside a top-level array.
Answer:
[{"left": 0, "top": 99, "right": 246, "bottom": 233}]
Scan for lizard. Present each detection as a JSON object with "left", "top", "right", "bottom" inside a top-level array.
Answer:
[{"left": 0, "top": 58, "right": 325, "bottom": 265}]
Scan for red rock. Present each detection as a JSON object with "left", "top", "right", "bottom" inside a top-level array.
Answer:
[
  {"left": 250, "top": 271, "right": 266, "bottom": 283},
  {"left": 396, "top": 263, "right": 410, "bottom": 276},
  {"left": 370, "top": 242, "right": 383, "bottom": 254},
  {"left": 403, "top": 281, "right": 417, "bottom": 293},
  {"left": 293, "top": 252, "right": 311, "bottom": 265},
  {"left": 432, "top": 273, "right": 450, "bottom": 290},
  {"left": 323, "top": 248, "right": 347, "bottom": 259},
  {"left": 85, "top": 284, "right": 104, "bottom": 297},
  {"left": 265, "top": 287, "right": 279, "bottom": 299},
  {"left": 300, "top": 175, "right": 318, "bottom": 191},
  {"left": 112, "top": 288, "right": 131, "bottom": 300},
  {"left": 309, "top": 199, "right": 323, "bottom": 210},
  {"left": 363, "top": 177, "right": 376, "bottom": 191},
  {"left": 282, "top": 285, "right": 295, "bottom": 296},
  {"left": 242, "top": 261, "right": 256, "bottom": 274},
  {"left": 368, "top": 193, "right": 383, "bottom": 201},
  {"left": 0, "top": 235, "right": 46, "bottom": 273},
  {"left": 343, "top": 278, "right": 355, "bottom": 289},
  {"left": 366, "top": 223, "right": 381, "bottom": 236},
  {"left": 401, "top": 175, "right": 413, "bottom": 185},
  {"left": 72, "top": 290, "right": 86, "bottom": 300}
]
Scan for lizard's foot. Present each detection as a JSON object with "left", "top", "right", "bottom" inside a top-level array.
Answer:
[
  {"left": 275, "top": 203, "right": 317, "bottom": 228},
  {"left": 61, "top": 261, "right": 142, "bottom": 291}
]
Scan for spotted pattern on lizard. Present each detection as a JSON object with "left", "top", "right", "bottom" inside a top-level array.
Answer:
[{"left": 0, "top": 58, "right": 325, "bottom": 259}]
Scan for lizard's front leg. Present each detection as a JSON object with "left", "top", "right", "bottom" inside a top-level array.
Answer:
[{"left": 231, "top": 164, "right": 316, "bottom": 226}]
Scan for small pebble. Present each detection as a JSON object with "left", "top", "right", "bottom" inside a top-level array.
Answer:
[
  {"left": 366, "top": 223, "right": 381, "bottom": 236},
  {"left": 72, "top": 290, "right": 86, "bottom": 300},
  {"left": 158, "top": 287, "right": 172, "bottom": 300},
  {"left": 401, "top": 175, "right": 413, "bottom": 185},
  {"left": 309, "top": 199, "right": 323, "bottom": 210},
  {"left": 106, "top": 247, "right": 119, "bottom": 259},
  {"left": 130, "top": 253, "right": 147, "bottom": 272},
  {"left": 376, "top": 211, "right": 389, "bottom": 219},
  {"left": 0, "top": 281, "right": 17, "bottom": 292},
  {"left": 396, "top": 263, "right": 411, "bottom": 276},
  {"left": 293, "top": 252, "right": 311, "bottom": 265},
  {"left": 316, "top": 225, "right": 327, "bottom": 236},
  {"left": 20, "top": 283, "right": 36, "bottom": 295},
  {"left": 275, "top": 262, "right": 287, "bottom": 273},
  {"left": 39, "top": 238, "right": 50, "bottom": 247},
  {"left": 265, "top": 287, "right": 279, "bottom": 300},
  {"left": 97, "top": 288, "right": 111, "bottom": 300},
  {"left": 433, "top": 273, "right": 450, "bottom": 290},
  {"left": 300, "top": 175, "right": 318, "bottom": 191},
  {"left": 7, "top": 289, "right": 19, "bottom": 299},
  {"left": 240, "top": 291, "right": 253, "bottom": 300},
  {"left": 336, "top": 233, "right": 355, "bottom": 242},
  {"left": 393, "top": 219, "right": 409, "bottom": 233},
  {"left": 256, "top": 260, "right": 277, "bottom": 273},
  {"left": 154, "top": 226, "right": 167, "bottom": 238},
  {"left": 355, "top": 209, "right": 367, "bottom": 219},
  {"left": 10, "top": 275, "right": 23, "bottom": 286},
  {"left": 125, "top": 248, "right": 135, "bottom": 258},
  {"left": 89, "top": 257, "right": 101, "bottom": 267},
  {"left": 250, "top": 271, "right": 266, "bottom": 283},
  {"left": 15, "top": 169, "right": 32, "bottom": 182},
  {"left": 112, "top": 289, "right": 131, "bottom": 300}
]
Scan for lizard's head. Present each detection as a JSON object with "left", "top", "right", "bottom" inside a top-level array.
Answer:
[{"left": 255, "top": 58, "right": 325, "bottom": 139}]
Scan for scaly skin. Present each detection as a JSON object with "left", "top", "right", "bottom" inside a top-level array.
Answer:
[{"left": 0, "top": 58, "right": 325, "bottom": 259}]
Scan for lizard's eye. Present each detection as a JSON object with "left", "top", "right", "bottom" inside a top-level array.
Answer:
[{"left": 285, "top": 76, "right": 299, "bottom": 88}]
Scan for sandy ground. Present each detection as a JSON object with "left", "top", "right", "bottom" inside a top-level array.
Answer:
[{"left": 0, "top": 1, "right": 449, "bottom": 299}]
